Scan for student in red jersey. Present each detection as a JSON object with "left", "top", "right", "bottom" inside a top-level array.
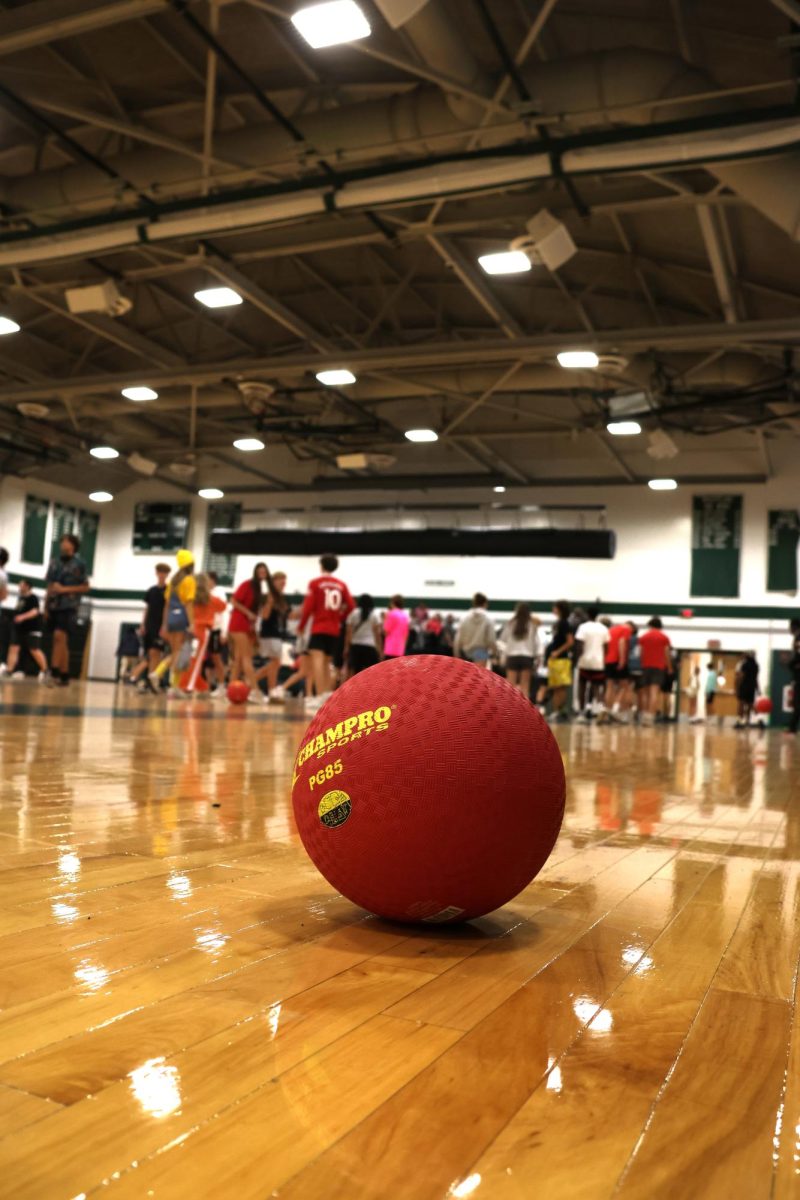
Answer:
[
  {"left": 298, "top": 554, "right": 354, "bottom": 709},
  {"left": 638, "top": 616, "right": 672, "bottom": 726},
  {"left": 605, "top": 619, "right": 637, "bottom": 722},
  {"left": 227, "top": 562, "right": 269, "bottom": 701}
]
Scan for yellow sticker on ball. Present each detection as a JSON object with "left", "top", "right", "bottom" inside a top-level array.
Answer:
[{"left": 318, "top": 789, "right": 352, "bottom": 829}]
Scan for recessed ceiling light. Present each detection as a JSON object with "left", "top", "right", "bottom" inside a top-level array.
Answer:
[
  {"left": 477, "top": 250, "right": 531, "bottom": 275},
  {"left": 557, "top": 350, "right": 599, "bottom": 369},
  {"left": 88, "top": 491, "right": 113, "bottom": 503},
  {"left": 233, "top": 437, "right": 265, "bottom": 452},
  {"left": 405, "top": 428, "right": 438, "bottom": 443},
  {"left": 648, "top": 478, "right": 678, "bottom": 491},
  {"left": 122, "top": 386, "right": 158, "bottom": 401},
  {"left": 194, "top": 286, "right": 242, "bottom": 309},
  {"left": 493, "top": 485, "right": 506, "bottom": 493},
  {"left": 198, "top": 487, "right": 224, "bottom": 500},
  {"left": 0, "top": 316, "right": 20, "bottom": 335},
  {"left": 89, "top": 445, "right": 119, "bottom": 460},
  {"left": 291, "top": 1, "right": 370, "bottom": 49},
  {"left": 607, "top": 421, "right": 642, "bottom": 436},
  {"left": 316, "top": 368, "right": 356, "bottom": 386}
]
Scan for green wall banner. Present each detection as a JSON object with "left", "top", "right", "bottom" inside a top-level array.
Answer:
[
  {"left": 21, "top": 494, "right": 48, "bottom": 564},
  {"left": 767, "top": 509, "right": 800, "bottom": 593},
  {"left": 690, "top": 494, "right": 742, "bottom": 598}
]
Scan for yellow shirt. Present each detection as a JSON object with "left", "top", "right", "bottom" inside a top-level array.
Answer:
[{"left": 166, "top": 575, "right": 196, "bottom": 606}]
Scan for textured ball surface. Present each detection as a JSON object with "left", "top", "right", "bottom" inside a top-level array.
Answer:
[
  {"left": 227, "top": 680, "right": 250, "bottom": 704},
  {"left": 755, "top": 696, "right": 773, "bottom": 714},
  {"left": 291, "top": 656, "right": 566, "bottom": 923}
]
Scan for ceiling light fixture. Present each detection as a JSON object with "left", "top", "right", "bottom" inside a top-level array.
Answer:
[
  {"left": 122, "top": 386, "right": 158, "bottom": 402},
  {"left": 606, "top": 421, "right": 642, "bottom": 436},
  {"left": 88, "top": 491, "right": 113, "bottom": 503},
  {"left": 493, "top": 485, "right": 506, "bottom": 493},
  {"left": 291, "top": 1, "right": 371, "bottom": 48},
  {"left": 198, "top": 487, "right": 225, "bottom": 500},
  {"left": 648, "top": 478, "right": 678, "bottom": 491},
  {"left": 404, "top": 428, "right": 438, "bottom": 443},
  {"left": 0, "top": 316, "right": 20, "bottom": 335},
  {"left": 557, "top": 350, "right": 599, "bottom": 369},
  {"left": 477, "top": 250, "right": 531, "bottom": 276},
  {"left": 233, "top": 437, "right": 265, "bottom": 452},
  {"left": 316, "top": 368, "right": 356, "bottom": 386},
  {"left": 194, "top": 286, "right": 242, "bottom": 309},
  {"left": 89, "top": 445, "right": 119, "bottom": 460}
]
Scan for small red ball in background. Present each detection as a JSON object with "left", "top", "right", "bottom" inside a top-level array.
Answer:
[
  {"left": 755, "top": 696, "right": 773, "bottom": 715},
  {"left": 291, "top": 656, "right": 566, "bottom": 924},
  {"left": 681, "top": 608, "right": 694, "bottom": 619},
  {"left": 227, "top": 680, "right": 251, "bottom": 704}
]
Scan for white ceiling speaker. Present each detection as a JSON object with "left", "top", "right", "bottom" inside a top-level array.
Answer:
[
  {"left": 17, "top": 402, "right": 50, "bottom": 419},
  {"left": 510, "top": 209, "right": 577, "bottom": 273},
  {"left": 596, "top": 353, "right": 630, "bottom": 375},
  {"left": 609, "top": 390, "right": 649, "bottom": 417},
  {"left": 647, "top": 429, "right": 679, "bottom": 460},
  {"left": 65, "top": 280, "right": 132, "bottom": 318},
  {"left": 169, "top": 459, "right": 197, "bottom": 479},
  {"left": 128, "top": 451, "right": 158, "bottom": 476},
  {"left": 237, "top": 380, "right": 275, "bottom": 415}
]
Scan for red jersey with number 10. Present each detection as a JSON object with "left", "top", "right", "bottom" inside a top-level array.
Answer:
[{"left": 299, "top": 574, "right": 354, "bottom": 636}]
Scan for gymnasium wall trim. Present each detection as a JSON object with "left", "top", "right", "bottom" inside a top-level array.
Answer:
[
  {"left": 209, "top": 527, "right": 617, "bottom": 559},
  {"left": 6, "top": 572, "right": 797, "bottom": 621}
]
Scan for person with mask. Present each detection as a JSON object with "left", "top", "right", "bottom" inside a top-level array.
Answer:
[{"left": 45, "top": 533, "right": 89, "bottom": 687}]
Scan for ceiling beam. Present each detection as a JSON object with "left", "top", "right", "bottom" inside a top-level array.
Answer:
[
  {"left": 0, "top": 0, "right": 172, "bottom": 57},
  {"left": 204, "top": 255, "right": 335, "bottom": 353},
  {"left": 0, "top": 318, "right": 798, "bottom": 402},
  {"left": 696, "top": 204, "right": 739, "bottom": 324},
  {"left": 427, "top": 235, "right": 523, "bottom": 339}
]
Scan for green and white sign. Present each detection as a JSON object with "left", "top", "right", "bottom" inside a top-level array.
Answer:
[
  {"left": 690, "top": 494, "right": 742, "bottom": 598},
  {"left": 767, "top": 509, "right": 800, "bottom": 593}
]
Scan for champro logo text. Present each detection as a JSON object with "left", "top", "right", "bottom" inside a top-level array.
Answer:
[{"left": 296, "top": 706, "right": 393, "bottom": 766}]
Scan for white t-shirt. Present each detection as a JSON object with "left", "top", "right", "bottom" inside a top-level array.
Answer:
[
  {"left": 212, "top": 586, "right": 228, "bottom": 632},
  {"left": 0, "top": 567, "right": 7, "bottom": 602},
  {"left": 501, "top": 619, "right": 539, "bottom": 658},
  {"left": 347, "top": 606, "right": 381, "bottom": 648},
  {"left": 576, "top": 620, "right": 610, "bottom": 671}
]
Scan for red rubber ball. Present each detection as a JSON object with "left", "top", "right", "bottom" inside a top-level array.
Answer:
[
  {"left": 291, "top": 656, "right": 565, "bottom": 923},
  {"left": 227, "top": 680, "right": 250, "bottom": 704},
  {"left": 755, "top": 696, "right": 773, "bottom": 714}
]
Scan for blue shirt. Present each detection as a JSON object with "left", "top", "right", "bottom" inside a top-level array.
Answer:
[{"left": 45, "top": 554, "right": 88, "bottom": 611}]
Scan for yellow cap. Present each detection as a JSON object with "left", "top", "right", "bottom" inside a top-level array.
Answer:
[{"left": 176, "top": 549, "right": 194, "bottom": 567}]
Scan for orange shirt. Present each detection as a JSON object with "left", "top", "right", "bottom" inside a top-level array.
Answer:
[{"left": 193, "top": 595, "right": 225, "bottom": 632}]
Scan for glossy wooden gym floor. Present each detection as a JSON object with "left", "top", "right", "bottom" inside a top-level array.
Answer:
[{"left": 0, "top": 682, "right": 798, "bottom": 1200}]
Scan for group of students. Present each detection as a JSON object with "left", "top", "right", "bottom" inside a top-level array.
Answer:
[{"left": 0, "top": 534, "right": 90, "bottom": 687}]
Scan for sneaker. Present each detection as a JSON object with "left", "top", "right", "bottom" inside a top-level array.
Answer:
[
  {"left": 37, "top": 672, "right": 47, "bottom": 684},
  {"left": 11, "top": 671, "right": 25, "bottom": 680},
  {"left": 210, "top": 687, "right": 227, "bottom": 700},
  {"left": 575, "top": 713, "right": 590, "bottom": 725},
  {"left": 57, "top": 677, "right": 69, "bottom": 687},
  {"left": 269, "top": 685, "right": 286, "bottom": 704},
  {"left": 45, "top": 674, "right": 57, "bottom": 688},
  {"left": 0, "top": 664, "right": 8, "bottom": 677},
  {"left": 148, "top": 671, "right": 163, "bottom": 691},
  {"left": 167, "top": 686, "right": 183, "bottom": 698}
]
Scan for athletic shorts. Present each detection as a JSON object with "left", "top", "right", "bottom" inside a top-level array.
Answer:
[
  {"left": 143, "top": 632, "right": 166, "bottom": 654},
  {"left": 464, "top": 647, "right": 490, "bottom": 663},
  {"left": 506, "top": 655, "right": 534, "bottom": 672},
  {"left": 605, "top": 662, "right": 629, "bottom": 681},
  {"left": 548, "top": 657, "right": 573, "bottom": 688},
  {"left": 349, "top": 644, "right": 379, "bottom": 674},
  {"left": 11, "top": 624, "right": 43, "bottom": 648},
  {"left": 642, "top": 667, "right": 665, "bottom": 688},
  {"left": 209, "top": 630, "right": 223, "bottom": 655},
  {"left": 737, "top": 685, "right": 757, "bottom": 705},
  {"left": 259, "top": 637, "right": 282, "bottom": 660},
  {"left": 47, "top": 610, "right": 76, "bottom": 635},
  {"left": 579, "top": 668, "right": 606, "bottom": 685},
  {"left": 308, "top": 632, "right": 338, "bottom": 657},
  {"left": 661, "top": 673, "right": 676, "bottom": 695}
]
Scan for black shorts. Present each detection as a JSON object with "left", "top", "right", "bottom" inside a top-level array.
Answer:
[
  {"left": 506, "top": 655, "right": 534, "bottom": 672},
  {"left": 349, "top": 644, "right": 379, "bottom": 674},
  {"left": 661, "top": 673, "right": 676, "bottom": 695},
  {"left": 143, "top": 632, "right": 166, "bottom": 654},
  {"left": 11, "top": 624, "right": 43, "bottom": 648},
  {"left": 605, "top": 662, "right": 629, "bottom": 681},
  {"left": 737, "top": 685, "right": 757, "bottom": 705},
  {"left": 308, "top": 632, "right": 338, "bottom": 657},
  {"left": 47, "top": 610, "right": 76, "bottom": 635},
  {"left": 209, "top": 630, "right": 223, "bottom": 655},
  {"left": 642, "top": 667, "right": 665, "bottom": 688},
  {"left": 579, "top": 668, "right": 606, "bottom": 685}
]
